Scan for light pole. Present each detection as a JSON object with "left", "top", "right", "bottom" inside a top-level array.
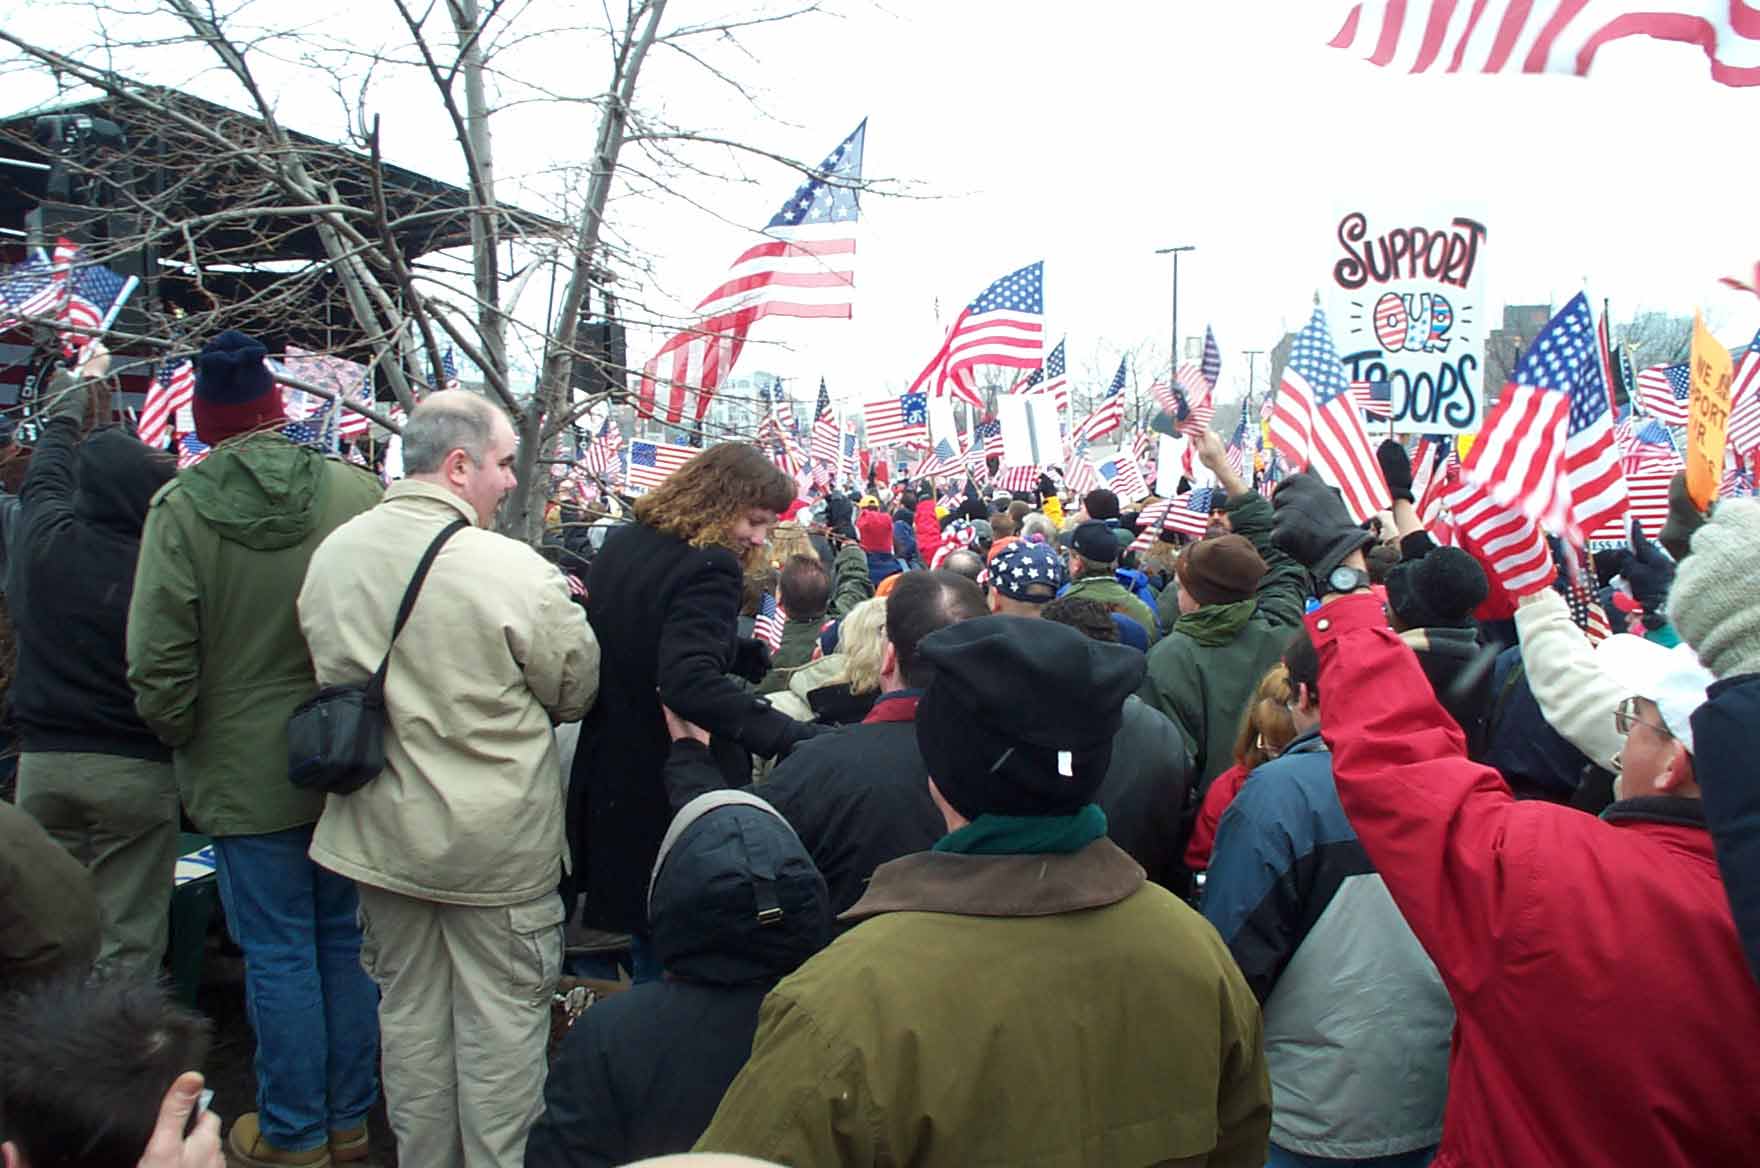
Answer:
[
  {"left": 1242, "top": 348, "right": 1264, "bottom": 412},
  {"left": 1155, "top": 244, "right": 1196, "bottom": 379}
]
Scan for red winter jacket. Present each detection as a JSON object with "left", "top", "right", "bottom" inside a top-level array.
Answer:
[
  {"left": 913, "top": 500, "right": 942, "bottom": 569},
  {"left": 1182, "top": 762, "right": 1249, "bottom": 872},
  {"left": 1309, "top": 594, "right": 1760, "bottom": 1168}
]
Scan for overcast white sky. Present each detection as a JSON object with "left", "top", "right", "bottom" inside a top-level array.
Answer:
[{"left": 6, "top": 0, "right": 1758, "bottom": 407}]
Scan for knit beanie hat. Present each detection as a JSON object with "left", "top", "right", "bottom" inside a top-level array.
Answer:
[
  {"left": 1669, "top": 498, "right": 1760, "bottom": 679},
  {"left": 914, "top": 615, "right": 1144, "bottom": 819},
  {"left": 856, "top": 508, "right": 894, "bottom": 554},
  {"left": 1175, "top": 534, "right": 1267, "bottom": 606},
  {"left": 1385, "top": 546, "right": 1489, "bottom": 630},
  {"left": 193, "top": 330, "right": 283, "bottom": 445}
]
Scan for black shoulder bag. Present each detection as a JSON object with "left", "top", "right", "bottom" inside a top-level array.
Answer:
[{"left": 287, "top": 518, "right": 469, "bottom": 794}]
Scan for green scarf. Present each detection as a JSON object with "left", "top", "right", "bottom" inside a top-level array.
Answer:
[
  {"left": 933, "top": 804, "right": 1109, "bottom": 856},
  {"left": 1173, "top": 596, "right": 1258, "bottom": 647}
]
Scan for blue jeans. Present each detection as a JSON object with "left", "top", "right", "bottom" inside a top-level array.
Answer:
[
  {"left": 1267, "top": 1146, "right": 1437, "bottom": 1168},
  {"left": 563, "top": 930, "right": 664, "bottom": 984},
  {"left": 212, "top": 825, "right": 380, "bottom": 1151}
]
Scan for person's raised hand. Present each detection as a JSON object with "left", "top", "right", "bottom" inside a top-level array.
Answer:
[
  {"left": 1271, "top": 472, "right": 1374, "bottom": 580},
  {"left": 1377, "top": 440, "right": 1414, "bottom": 503},
  {"left": 1195, "top": 430, "right": 1227, "bottom": 474},
  {"left": 661, "top": 703, "right": 710, "bottom": 745},
  {"left": 136, "top": 1072, "right": 221, "bottom": 1168},
  {"left": 1617, "top": 519, "right": 1676, "bottom": 621}
]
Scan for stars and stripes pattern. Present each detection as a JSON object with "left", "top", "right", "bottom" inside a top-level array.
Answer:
[
  {"left": 810, "top": 379, "right": 845, "bottom": 488},
  {"left": 138, "top": 358, "right": 195, "bottom": 450},
  {"left": 1348, "top": 379, "right": 1394, "bottom": 420},
  {"left": 1268, "top": 305, "right": 1391, "bottom": 522},
  {"left": 758, "top": 412, "right": 806, "bottom": 479},
  {"left": 0, "top": 249, "right": 65, "bottom": 331},
  {"left": 1410, "top": 436, "right": 1460, "bottom": 532},
  {"left": 1129, "top": 488, "right": 1217, "bottom": 552},
  {"left": 1165, "top": 326, "right": 1221, "bottom": 437},
  {"left": 974, "top": 417, "right": 1005, "bottom": 459},
  {"left": 1586, "top": 459, "right": 1676, "bottom": 542},
  {"left": 1064, "top": 454, "right": 1102, "bottom": 500},
  {"left": 626, "top": 439, "right": 699, "bottom": 492},
  {"left": 59, "top": 252, "right": 129, "bottom": 359},
  {"left": 440, "top": 347, "right": 462, "bottom": 392},
  {"left": 1071, "top": 358, "right": 1127, "bottom": 444},
  {"left": 996, "top": 464, "right": 1042, "bottom": 493},
  {"left": 639, "top": 120, "right": 866, "bottom": 424},
  {"left": 177, "top": 432, "right": 211, "bottom": 469},
  {"left": 1097, "top": 450, "right": 1149, "bottom": 502},
  {"left": 1615, "top": 415, "right": 1677, "bottom": 474},
  {"left": 281, "top": 395, "right": 341, "bottom": 450},
  {"left": 753, "top": 592, "right": 787, "bottom": 652},
  {"left": 1326, "top": 1, "right": 1760, "bottom": 89},
  {"left": 582, "top": 417, "right": 623, "bottom": 478},
  {"left": 1014, "top": 338, "right": 1070, "bottom": 414},
  {"left": 1633, "top": 361, "right": 1692, "bottom": 427},
  {"left": 1725, "top": 327, "right": 1760, "bottom": 465},
  {"left": 1560, "top": 547, "right": 1613, "bottom": 645},
  {"left": 863, "top": 391, "right": 928, "bottom": 447},
  {"left": 282, "top": 346, "right": 373, "bottom": 439},
  {"left": 907, "top": 261, "right": 1045, "bottom": 408}
]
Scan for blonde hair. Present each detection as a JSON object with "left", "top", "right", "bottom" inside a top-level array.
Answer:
[
  {"left": 835, "top": 597, "right": 888, "bottom": 696},
  {"left": 1232, "top": 663, "right": 1298, "bottom": 771}
]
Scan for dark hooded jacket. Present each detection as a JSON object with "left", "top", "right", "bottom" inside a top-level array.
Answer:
[
  {"left": 12, "top": 418, "right": 174, "bottom": 759},
  {"left": 527, "top": 769, "right": 829, "bottom": 1168}
]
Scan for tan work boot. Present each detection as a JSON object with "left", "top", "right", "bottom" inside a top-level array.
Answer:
[
  {"left": 328, "top": 1122, "right": 370, "bottom": 1163},
  {"left": 227, "top": 1113, "right": 334, "bottom": 1168}
]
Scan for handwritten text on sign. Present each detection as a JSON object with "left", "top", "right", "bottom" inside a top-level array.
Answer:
[
  {"left": 1326, "top": 211, "right": 1489, "bottom": 434},
  {"left": 1686, "top": 313, "right": 1733, "bottom": 511}
]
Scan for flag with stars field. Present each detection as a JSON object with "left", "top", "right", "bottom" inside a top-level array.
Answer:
[
  {"left": 907, "top": 261, "right": 1045, "bottom": 408},
  {"left": 1269, "top": 305, "right": 1390, "bottom": 522}
]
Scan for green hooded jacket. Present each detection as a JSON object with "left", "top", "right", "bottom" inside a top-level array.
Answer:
[
  {"left": 1139, "top": 489, "right": 1307, "bottom": 788},
  {"left": 1061, "top": 573, "right": 1161, "bottom": 644},
  {"left": 126, "top": 433, "right": 382, "bottom": 836}
]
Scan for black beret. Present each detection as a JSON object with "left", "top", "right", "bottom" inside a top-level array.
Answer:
[
  {"left": 914, "top": 615, "right": 1145, "bottom": 819},
  {"left": 1386, "top": 546, "right": 1488, "bottom": 629}
]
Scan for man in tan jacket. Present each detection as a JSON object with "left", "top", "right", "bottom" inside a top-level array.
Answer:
[{"left": 299, "top": 391, "right": 599, "bottom": 1168}]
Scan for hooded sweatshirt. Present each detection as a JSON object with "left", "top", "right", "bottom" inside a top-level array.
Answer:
[
  {"left": 528, "top": 782, "right": 830, "bottom": 1168},
  {"left": 13, "top": 418, "right": 174, "bottom": 759},
  {"left": 126, "top": 432, "right": 382, "bottom": 835}
]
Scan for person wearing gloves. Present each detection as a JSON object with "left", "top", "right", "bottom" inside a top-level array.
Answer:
[
  {"left": 697, "top": 616, "right": 1271, "bottom": 1167},
  {"left": 1611, "top": 520, "right": 1680, "bottom": 644},
  {"left": 1381, "top": 544, "right": 1494, "bottom": 757},
  {"left": 1669, "top": 496, "right": 1760, "bottom": 982},
  {"left": 1268, "top": 471, "right": 1760, "bottom": 1168}
]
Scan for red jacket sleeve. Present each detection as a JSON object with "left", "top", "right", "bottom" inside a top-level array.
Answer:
[
  {"left": 1309, "top": 593, "right": 1534, "bottom": 997},
  {"left": 914, "top": 500, "right": 942, "bottom": 568},
  {"left": 1185, "top": 762, "right": 1250, "bottom": 871}
]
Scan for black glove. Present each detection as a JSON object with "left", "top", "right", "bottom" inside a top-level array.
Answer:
[
  {"left": 1617, "top": 519, "right": 1676, "bottom": 625},
  {"left": 730, "top": 637, "right": 772, "bottom": 684},
  {"left": 1271, "top": 473, "right": 1375, "bottom": 581},
  {"left": 1376, "top": 440, "right": 1414, "bottom": 503},
  {"left": 1657, "top": 471, "right": 1706, "bottom": 562},
  {"left": 43, "top": 370, "right": 88, "bottom": 425}
]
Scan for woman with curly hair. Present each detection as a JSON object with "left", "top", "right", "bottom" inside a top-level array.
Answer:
[{"left": 566, "top": 443, "right": 818, "bottom": 974}]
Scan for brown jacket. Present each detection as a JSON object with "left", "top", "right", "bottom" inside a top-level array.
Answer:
[{"left": 0, "top": 800, "right": 98, "bottom": 986}]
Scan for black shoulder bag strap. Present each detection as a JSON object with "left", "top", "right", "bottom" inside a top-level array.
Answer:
[{"left": 364, "top": 518, "right": 469, "bottom": 709}]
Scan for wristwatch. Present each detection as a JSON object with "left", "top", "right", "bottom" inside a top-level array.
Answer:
[{"left": 1327, "top": 565, "right": 1372, "bottom": 594}]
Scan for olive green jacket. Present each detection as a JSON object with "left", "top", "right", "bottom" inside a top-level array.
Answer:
[
  {"left": 1061, "top": 573, "right": 1161, "bottom": 644},
  {"left": 126, "top": 433, "right": 382, "bottom": 836},
  {"left": 698, "top": 839, "right": 1271, "bottom": 1167}
]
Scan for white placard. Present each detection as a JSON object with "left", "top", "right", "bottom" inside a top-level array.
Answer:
[
  {"left": 999, "top": 394, "right": 1062, "bottom": 467},
  {"left": 927, "top": 396, "right": 960, "bottom": 453},
  {"left": 1156, "top": 433, "right": 1187, "bottom": 497}
]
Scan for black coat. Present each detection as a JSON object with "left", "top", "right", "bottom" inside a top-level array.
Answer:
[
  {"left": 1402, "top": 624, "right": 1495, "bottom": 761},
  {"left": 530, "top": 765, "right": 829, "bottom": 1168},
  {"left": 1094, "top": 696, "right": 1196, "bottom": 896},
  {"left": 756, "top": 691, "right": 944, "bottom": 921},
  {"left": 568, "top": 522, "right": 816, "bottom": 933},
  {"left": 11, "top": 419, "right": 170, "bottom": 759}
]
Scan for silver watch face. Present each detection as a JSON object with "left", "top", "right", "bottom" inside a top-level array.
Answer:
[{"left": 1328, "top": 566, "right": 1361, "bottom": 592}]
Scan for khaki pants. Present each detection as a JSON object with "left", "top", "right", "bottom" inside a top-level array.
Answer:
[
  {"left": 15, "top": 751, "right": 178, "bottom": 977},
  {"left": 356, "top": 884, "right": 563, "bottom": 1168}
]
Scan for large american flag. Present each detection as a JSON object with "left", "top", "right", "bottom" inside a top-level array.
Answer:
[
  {"left": 1014, "top": 337, "right": 1070, "bottom": 414},
  {"left": 582, "top": 416, "right": 623, "bottom": 478},
  {"left": 1129, "top": 488, "right": 1217, "bottom": 552},
  {"left": 639, "top": 121, "right": 865, "bottom": 424},
  {"left": 626, "top": 439, "right": 699, "bottom": 492},
  {"left": 1097, "top": 449, "right": 1149, "bottom": 501},
  {"left": 1326, "top": 1, "right": 1760, "bottom": 87},
  {"left": 1071, "top": 358, "right": 1127, "bottom": 444},
  {"left": 1268, "top": 305, "right": 1390, "bottom": 522},
  {"left": 1588, "top": 456, "right": 1678, "bottom": 542},
  {"left": 1725, "top": 327, "right": 1760, "bottom": 464},
  {"left": 907, "top": 261, "right": 1045, "bottom": 408},
  {"left": 863, "top": 391, "right": 928, "bottom": 447},
  {"left": 282, "top": 346, "right": 372, "bottom": 439},
  {"left": 138, "top": 358, "right": 195, "bottom": 450},
  {"left": 1633, "top": 361, "right": 1691, "bottom": 427}
]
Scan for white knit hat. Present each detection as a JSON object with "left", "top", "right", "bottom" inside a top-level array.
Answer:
[{"left": 1669, "top": 498, "right": 1760, "bottom": 680}]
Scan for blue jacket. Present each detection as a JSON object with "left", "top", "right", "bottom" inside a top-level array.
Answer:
[
  {"left": 1692, "top": 674, "right": 1760, "bottom": 984},
  {"left": 1203, "top": 728, "right": 1452, "bottom": 1160},
  {"left": 1114, "top": 566, "right": 1157, "bottom": 612},
  {"left": 891, "top": 518, "right": 917, "bottom": 567},
  {"left": 1482, "top": 644, "right": 1601, "bottom": 800},
  {"left": 865, "top": 550, "right": 906, "bottom": 588}
]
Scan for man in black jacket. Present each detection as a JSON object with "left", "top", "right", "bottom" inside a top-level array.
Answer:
[
  {"left": 12, "top": 353, "right": 178, "bottom": 976},
  {"left": 758, "top": 570, "right": 987, "bottom": 919}
]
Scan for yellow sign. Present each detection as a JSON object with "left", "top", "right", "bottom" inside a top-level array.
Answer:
[{"left": 1685, "top": 312, "right": 1734, "bottom": 511}]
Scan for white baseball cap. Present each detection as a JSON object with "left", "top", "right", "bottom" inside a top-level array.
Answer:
[{"left": 1593, "top": 634, "right": 1716, "bottom": 753}]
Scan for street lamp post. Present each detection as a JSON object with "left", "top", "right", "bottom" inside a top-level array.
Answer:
[
  {"left": 1242, "top": 348, "right": 1264, "bottom": 412},
  {"left": 1155, "top": 244, "right": 1196, "bottom": 380}
]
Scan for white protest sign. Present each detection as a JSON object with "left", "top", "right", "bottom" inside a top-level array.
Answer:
[
  {"left": 1324, "top": 208, "right": 1488, "bottom": 433},
  {"left": 927, "top": 395, "right": 960, "bottom": 453},
  {"left": 1156, "top": 433, "right": 1188, "bottom": 497},
  {"left": 999, "top": 393, "right": 1062, "bottom": 467}
]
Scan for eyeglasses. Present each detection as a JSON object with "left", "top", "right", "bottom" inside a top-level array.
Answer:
[{"left": 1613, "top": 697, "right": 1671, "bottom": 738}]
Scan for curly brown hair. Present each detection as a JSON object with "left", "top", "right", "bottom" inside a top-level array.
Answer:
[{"left": 633, "top": 442, "right": 795, "bottom": 554}]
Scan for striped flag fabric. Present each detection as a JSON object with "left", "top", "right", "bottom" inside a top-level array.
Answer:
[
  {"left": 1014, "top": 338, "right": 1071, "bottom": 414},
  {"left": 639, "top": 120, "right": 865, "bottom": 424},
  {"left": 1587, "top": 450, "right": 1680, "bottom": 542},
  {"left": 758, "top": 413, "right": 806, "bottom": 479},
  {"left": 1615, "top": 416, "right": 1677, "bottom": 474},
  {"left": 1443, "top": 481, "right": 1556, "bottom": 595},
  {"left": 907, "top": 261, "right": 1045, "bottom": 408},
  {"left": 1560, "top": 547, "right": 1613, "bottom": 645},
  {"left": 1460, "top": 293, "right": 1626, "bottom": 543},
  {"left": 1167, "top": 325, "right": 1222, "bottom": 437},
  {"left": 1726, "top": 327, "right": 1760, "bottom": 464},
  {"left": 177, "top": 432, "right": 211, "bottom": 469},
  {"left": 1724, "top": 461, "right": 1755, "bottom": 498},
  {"left": 1268, "top": 305, "right": 1391, "bottom": 522},
  {"left": 863, "top": 391, "right": 928, "bottom": 447},
  {"left": 626, "top": 439, "right": 698, "bottom": 492},
  {"left": 1348, "top": 379, "right": 1394, "bottom": 420},
  {"left": 1071, "top": 358, "right": 1127, "bottom": 445},
  {"left": 1097, "top": 450, "right": 1150, "bottom": 502},
  {"left": 996, "top": 464, "right": 1041, "bottom": 493},
  {"left": 582, "top": 417, "right": 624, "bottom": 478},
  {"left": 440, "top": 347, "right": 462, "bottom": 392},
  {"left": 1325, "top": 1, "right": 1760, "bottom": 88},
  {"left": 282, "top": 346, "right": 373, "bottom": 439},
  {"left": 1410, "top": 436, "right": 1460, "bottom": 530},
  {"left": 1065, "top": 454, "right": 1102, "bottom": 500},
  {"left": 138, "top": 358, "right": 194, "bottom": 450},
  {"left": 754, "top": 592, "right": 786, "bottom": 652},
  {"left": 975, "top": 417, "right": 1005, "bottom": 459},
  {"left": 60, "top": 252, "right": 129, "bottom": 358},
  {"left": 810, "top": 378, "right": 843, "bottom": 488},
  {"left": 1129, "top": 488, "right": 1217, "bottom": 551},
  {"left": 1633, "top": 361, "right": 1692, "bottom": 427},
  {"left": 0, "top": 250, "right": 65, "bottom": 331}
]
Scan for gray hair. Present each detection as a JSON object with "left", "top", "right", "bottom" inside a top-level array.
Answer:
[
  {"left": 1019, "top": 512, "right": 1058, "bottom": 543},
  {"left": 401, "top": 391, "right": 500, "bottom": 475}
]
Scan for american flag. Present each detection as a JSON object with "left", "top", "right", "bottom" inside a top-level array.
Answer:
[
  {"left": 1071, "top": 358, "right": 1127, "bottom": 444},
  {"left": 907, "top": 260, "right": 1045, "bottom": 408},
  {"left": 1410, "top": 436, "right": 1460, "bottom": 531},
  {"left": 1725, "top": 327, "right": 1760, "bottom": 464},
  {"left": 1132, "top": 428, "right": 1155, "bottom": 467},
  {"left": 754, "top": 591, "right": 787, "bottom": 652},
  {"left": 1015, "top": 338, "right": 1071, "bottom": 414},
  {"left": 639, "top": 121, "right": 865, "bottom": 424},
  {"left": 1460, "top": 293, "right": 1626, "bottom": 543},
  {"left": 1587, "top": 448, "right": 1681, "bottom": 543},
  {"left": 1166, "top": 325, "right": 1221, "bottom": 437},
  {"left": 757, "top": 412, "right": 805, "bottom": 479},
  {"left": 282, "top": 395, "right": 340, "bottom": 449},
  {"left": 177, "top": 432, "right": 211, "bottom": 469},
  {"left": 60, "top": 251, "right": 130, "bottom": 359},
  {"left": 1326, "top": 1, "right": 1760, "bottom": 88},
  {"left": 440, "top": 346, "right": 462, "bottom": 393},
  {"left": 626, "top": 439, "right": 698, "bottom": 492},
  {"left": 1633, "top": 361, "right": 1691, "bottom": 427},
  {"left": 1065, "top": 454, "right": 1102, "bottom": 499},
  {"left": 1348, "top": 379, "right": 1394, "bottom": 420},
  {"left": 1097, "top": 450, "right": 1149, "bottom": 502},
  {"left": 138, "top": 358, "right": 195, "bottom": 450},
  {"left": 1224, "top": 410, "right": 1252, "bottom": 479},
  {"left": 1268, "top": 305, "right": 1391, "bottom": 522},
  {"left": 0, "top": 250, "right": 65, "bottom": 331},
  {"left": 974, "top": 416, "right": 1005, "bottom": 460},
  {"left": 1559, "top": 547, "right": 1612, "bottom": 645},
  {"left": 282, "top": 346, "right": 372, "bottom": 439},
  {"left": 1128, "top": 487, "right": 1217, "bottom": 552},
  {"left": 582, "top": 416, "right": 623, "bottom": 478},
  {"left": 809, "top": 378, "right": 843, "bottom": 488},
  {"left": 1615, "top": 415, "right": 1677, "bottom": 474},
  {"left": 1724, "top": 460, "right": 1756, "bottom": 498},
  {"left": 996, "top": 464, "right": 1041, "bottom": 493},
  {"left": 863, "top": 391, "right": 928, "bottom": 447},
  {"left": 761, "top": 379, "right": 801, "bottom": 437},
  {"left": 913, "top": 429, "right": 965, "bottom": 482}
]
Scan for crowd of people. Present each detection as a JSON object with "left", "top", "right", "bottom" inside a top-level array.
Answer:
[{"left": 1, "top": 327, "right": 1759, "bottom": 1168}]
